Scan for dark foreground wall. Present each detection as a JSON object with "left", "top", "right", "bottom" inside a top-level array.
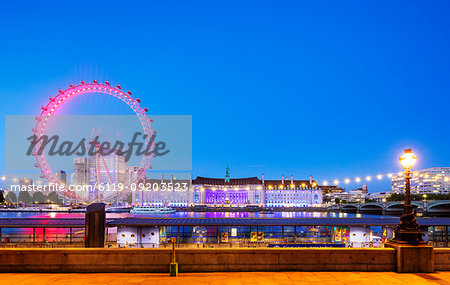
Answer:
[{"left": 0, "top": 248, "right": 396, "bottom": 273}]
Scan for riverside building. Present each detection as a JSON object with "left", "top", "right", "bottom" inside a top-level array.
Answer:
[
  {"left": 391, "top": 167, "right": 450, "bottom": 195},
  {"left": 263, "top": 175, "right": 323, "bottom": 207},
  {"left": 132, "top": 175, "right": 190, "bottom": 207},
  {"left": 190, "top": 170, "right": 323, "bottom": 207},
  {"left": 191, "top": 176, "right": 264, "bottom": 206}
]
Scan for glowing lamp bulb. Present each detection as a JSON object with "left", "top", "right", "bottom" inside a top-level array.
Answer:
[
  {"left": 345, "top": 179, "right": 350, "bottom": 184},
  {"left": 399, "top": 149, "right": 417, "bottom": 170}
]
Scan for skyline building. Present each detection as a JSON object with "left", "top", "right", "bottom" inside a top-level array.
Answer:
[
  {"left": 55, "top": 170, "right": 67, "bottom": 185},
  {"left": 263, "top": 175, "right": 323, "bottom": 207},
  {"left": 391, "top": 167, "right": 450, "bottom": 195},
  {"left": 132, "top": 175, "right": 190, "bottom": 206},
  {"left": 125, "top": 166, "right": 140, "bottom": 186},
  {"left": 87, "top": 149, "right": 127, "bottom": 200},
  {"left": 73, "top": 157, "right": 89, "bottom": 186}
]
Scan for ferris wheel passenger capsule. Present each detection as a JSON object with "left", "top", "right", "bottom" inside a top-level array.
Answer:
[
  {"left": 69, "top": 84, "right": 74, "bottom": 88},
  {"left": 58, "top": 89, "right": 63, "bottom": 93},
  {"left": 136, "top": 98, "right": 141, "bottom": 103},
  {"left": 148, "top": 118, "right": 153, "bottom": 123},
  {"left": 39, "top": 174, "right": 46, "bottom": 179},
  {"left": 93, "top": 79, "right": 98, "bottom": 83},
  {"left": 34, "top": 163, "right": 39, "bottom": 167},
  {"left": 35, "top": 116, "right": 41, "bottom": 121},
  {"left": 81, "top": 80, "right": 86, "bottom": 85},
  {"left": 116, "top": 84, "right": 122, "bottom": 89},
  {"left": 127, "top": 90, "right": 132, "bottom": 95},
  {"left": 143, "top": 107, "right": 148, "bottom": 112},
  {"left": 105, "top": 81, "right": 110, "bottom": 85}
]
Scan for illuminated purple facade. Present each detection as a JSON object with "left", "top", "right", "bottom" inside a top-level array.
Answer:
[
  {"left": 205, "top": 190, "right": 249, "bottom": 204},
  {"left": 191, "top": 176, "right": 263, "bottom": 206},
  {"left": 191, "top": 174, "right": 324, "bottom": 207}
]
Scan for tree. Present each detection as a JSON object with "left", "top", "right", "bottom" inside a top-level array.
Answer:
[
  {"left": 18, "top": 191, "right": 33, "bottom": 204},
  {"left": 126, "top": 193, "right": 132, "bottom": 204},
  {"left": 387, "top": 193, "right": 405, "bottom": 202},
  {"left": 5, "top": 191, "right": 17, "bottom": 204},
  {"left": 32, "top": 191, "right": 47, "bottom": 203},
  {"left": 48, "top": 191, "right": 62, "bottom": 204},
  {"left": 0, "top": 190, "right": 4, "bottom": 204}
]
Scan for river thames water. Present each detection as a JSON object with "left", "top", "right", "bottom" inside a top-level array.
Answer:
[
  {"left": 0, "top": 211, "right": 400, "bottom": 242},
  {"left": 0, "top": 211, "right": 397, "bottom": 219}
]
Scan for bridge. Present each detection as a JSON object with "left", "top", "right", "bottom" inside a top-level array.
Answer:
[{"left": 327, "top": 200, "right": 450, "bottom": 216}]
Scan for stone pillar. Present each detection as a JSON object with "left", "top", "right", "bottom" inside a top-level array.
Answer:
[
  {"left": 386, "top": 243, "right": 434, "bottom": 273},
  {"left": 85, "top": 203, "right": 106, "bottom": 248}
]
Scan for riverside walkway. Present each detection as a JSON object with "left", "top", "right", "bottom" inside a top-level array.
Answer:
[{"left": 1, "top": 271, "right": 450, "bottom": 285}]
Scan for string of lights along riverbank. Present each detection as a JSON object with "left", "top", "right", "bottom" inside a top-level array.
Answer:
[{"left": 1, "top": 169, "right": 449, "bottom": 186}]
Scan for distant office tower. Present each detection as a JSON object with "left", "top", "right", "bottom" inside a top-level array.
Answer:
[
  {"left": 88, "top": 150, "right": 126, "bottom": 185},
  {"left": 125, "top": 166, "right": 140, "bottom": 186},
  {"left": 73, "top": 157, "right": 89, "bottom": 185},
  {"left": 87, "top": 149, "right": 126, "bottom": 200},
  {"left": 391, "top": 167, "right": 450, "bottom": 195},
  {"left": 70, "top": 173, "right": 75, "bottom": 185},
  {"left": 55, "top": 170, "right": 67, "bottom": 185}
]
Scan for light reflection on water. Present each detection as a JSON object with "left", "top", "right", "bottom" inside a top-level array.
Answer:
[
  {"left": 0, "top": 211, "right": 392, "bottom": 219},
  {"left": 0, "top": 211, "right": 395, "bottom": 237}
]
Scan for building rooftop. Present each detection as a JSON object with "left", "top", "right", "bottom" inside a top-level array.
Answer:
[
  {"left": 193, "top": 176, "right": 262, "bottom": 185},
  {"left": 264, "top": 180, "right": 318, "bottom": 189}
]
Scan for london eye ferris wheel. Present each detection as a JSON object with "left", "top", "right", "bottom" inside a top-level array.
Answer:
[{"left": 31, "top": 80, "right": 154, "bottom": 203}]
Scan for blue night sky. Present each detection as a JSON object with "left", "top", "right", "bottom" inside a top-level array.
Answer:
[{"left": 0, "top": 1, "right": 449, "bottom": 192}]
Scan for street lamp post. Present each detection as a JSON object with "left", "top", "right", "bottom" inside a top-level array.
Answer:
[{"left": 392, "top": 149, "right": 424, "bottom": 245}]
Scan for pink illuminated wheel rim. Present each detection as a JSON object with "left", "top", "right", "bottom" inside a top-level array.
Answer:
[{"left": 32, "top": 80, "right": 154, "bottom": 202}]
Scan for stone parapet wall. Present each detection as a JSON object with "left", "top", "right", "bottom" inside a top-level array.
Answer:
[
  {"left": 0, "top": 248, "right": 395, "bottom": 273},
  {"left": 435, "top": 249, "right": 450, "bottom": 271}
]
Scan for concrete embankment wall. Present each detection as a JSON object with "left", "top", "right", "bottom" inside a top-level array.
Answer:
[{"left": 0, "top": 248, "right": 396, "bottom": 273}]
